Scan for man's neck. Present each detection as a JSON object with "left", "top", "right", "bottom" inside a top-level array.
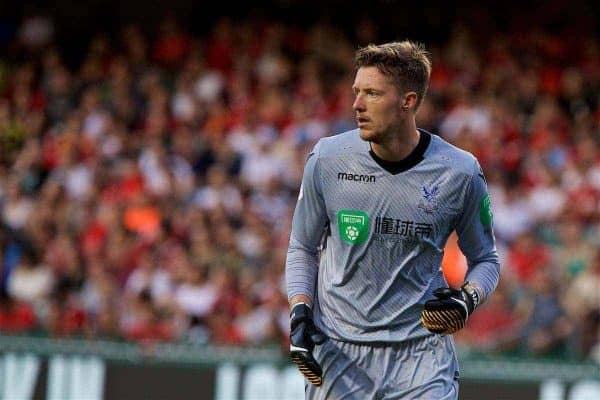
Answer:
[{"left": 370, "top": 120, "right": 420, "bottom": 162}]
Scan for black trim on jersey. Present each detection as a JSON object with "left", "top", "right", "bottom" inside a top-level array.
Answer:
[{"left": 369, "top": 129, "right": 432, "bottom": 175}]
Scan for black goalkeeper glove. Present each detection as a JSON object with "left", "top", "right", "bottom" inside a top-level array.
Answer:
[
  {"left": 289, "top": 302, "right": 326, "bottom": 386},
  {"left": 421, "top": 282, "right": 481, "bottom": 335}
]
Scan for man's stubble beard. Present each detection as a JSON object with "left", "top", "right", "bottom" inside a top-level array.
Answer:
[{"left": 359, "top": 127, "right": 392, "bottom": 145}]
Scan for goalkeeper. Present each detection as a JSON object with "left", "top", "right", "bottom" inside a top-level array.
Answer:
[{"left": 285, "top": 41, "right": 499, "bottom": 399}]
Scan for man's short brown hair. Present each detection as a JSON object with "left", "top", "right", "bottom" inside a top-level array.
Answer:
[{"left": 355, "top": 41, "right": 431, "bottom": 110}]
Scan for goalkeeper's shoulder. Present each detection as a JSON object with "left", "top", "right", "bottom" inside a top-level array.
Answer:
[
  {"left": 315, "top": 129, "right": 365, "bottom": 158},
  {"left": 427, "top": 132, "right": 481, "bottom": 176}
]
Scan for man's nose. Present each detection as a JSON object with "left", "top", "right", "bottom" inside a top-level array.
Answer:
[{"left": 353, "top": 94, "right": 366, "bottom": 112}]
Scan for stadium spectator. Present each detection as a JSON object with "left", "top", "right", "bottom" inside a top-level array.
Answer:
[{"left": 0, "top": 12, "right": 597, "bottom": 362}]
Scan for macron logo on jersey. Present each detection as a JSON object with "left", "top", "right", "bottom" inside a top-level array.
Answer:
[{"left": 337, "top": 172, "right": 376, "bottom": 183}]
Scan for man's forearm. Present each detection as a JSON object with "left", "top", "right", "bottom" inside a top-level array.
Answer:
[
  {"left": 286, "top": 237, "right": 319, "bottom": 305},
  {"left": 465, "top": 256, "right": 500, "bottom": 303}
]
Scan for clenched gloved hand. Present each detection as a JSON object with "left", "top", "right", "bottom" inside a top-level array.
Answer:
[
  {"left": 421, "top": 282, "right": 481, "bottom": 335},
  {"left": 289, "top": 302, "right": 326, "bottom": 386}
]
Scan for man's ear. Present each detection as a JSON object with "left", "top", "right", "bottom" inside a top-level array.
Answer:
[{"left": 402, "top": 92, "right": 418, "bottom": 111}]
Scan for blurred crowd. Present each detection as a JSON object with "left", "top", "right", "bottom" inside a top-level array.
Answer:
[{"left": 0, "top": 13, "right": 599, "bottom": 362}]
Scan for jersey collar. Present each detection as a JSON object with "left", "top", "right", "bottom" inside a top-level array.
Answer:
[{"left": 368, "top": 129, "right": 432, "bottom": 175}]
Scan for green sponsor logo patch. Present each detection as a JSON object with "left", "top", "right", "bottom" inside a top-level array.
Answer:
[
  {"left": 337, "top": 210, "right": 369, "bottom": 244},
  {"left": 479, "top": 193, "right": 493, "bottom": 227}
]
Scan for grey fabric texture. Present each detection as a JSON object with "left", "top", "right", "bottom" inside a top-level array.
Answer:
[
  {"left": 305, "top": 335, "right": 459, "bottom": 400},
  {"left": 286, "top": 128, "right": 500, "bottom": 343}
]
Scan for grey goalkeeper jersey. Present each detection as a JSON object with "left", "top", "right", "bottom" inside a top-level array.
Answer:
[{"left": 286, "top": 128, "right": 500, "bottom": 343}]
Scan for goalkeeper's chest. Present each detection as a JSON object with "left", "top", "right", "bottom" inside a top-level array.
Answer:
[{"left": 323, "top": 165, "right": 466, "bottom": 245}]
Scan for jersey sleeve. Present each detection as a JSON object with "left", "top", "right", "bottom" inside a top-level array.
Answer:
[
  {"left": 455, "top": 161, "right": 500, "bottom": 301},
  {"left": 285, "top": 141, "right": 329, "bottom": 303}
]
